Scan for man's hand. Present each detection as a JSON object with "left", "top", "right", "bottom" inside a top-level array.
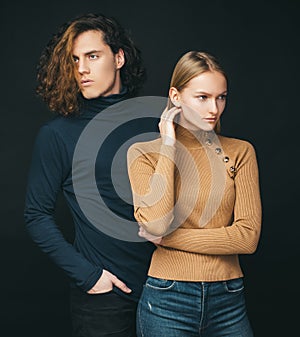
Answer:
[{"left": 87, "top": 270, "right": 132, "bottom": 294}]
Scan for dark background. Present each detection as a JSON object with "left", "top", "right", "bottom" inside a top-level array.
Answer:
[{"left": 1, "top": 0, "right": 299, "bottom": 336}]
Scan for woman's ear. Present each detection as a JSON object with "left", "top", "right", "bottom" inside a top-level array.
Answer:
[{"left": 169, "top": 87, "right": 181, "bottom": 107}]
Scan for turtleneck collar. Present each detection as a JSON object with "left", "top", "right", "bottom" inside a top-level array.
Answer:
[
  {"left": 78, "top": 86, "right": 128, "bottom": 117},
  {"left": 175, "top": 124, "right": 217, "bottom": 149}
]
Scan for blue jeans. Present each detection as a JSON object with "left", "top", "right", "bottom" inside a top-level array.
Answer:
[{"left": 137, "top": 277, "right": 253, "bottom": 337}]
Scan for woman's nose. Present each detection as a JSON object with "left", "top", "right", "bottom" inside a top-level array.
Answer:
[{"left": 209, "top": 99, "right": 218, "bottom": 114}]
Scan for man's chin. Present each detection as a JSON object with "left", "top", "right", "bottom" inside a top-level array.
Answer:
[{"left": 81, "top": 91, "right": 95, "bottom": 99}]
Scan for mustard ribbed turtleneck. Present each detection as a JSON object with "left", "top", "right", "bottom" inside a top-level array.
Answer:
[{"left": 127, "top": 126, "right": 262, "bottom": 281}]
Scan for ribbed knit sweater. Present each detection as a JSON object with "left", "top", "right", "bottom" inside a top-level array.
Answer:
[{"left": 127, "top": 125, "right": 262, "bottom": 281}]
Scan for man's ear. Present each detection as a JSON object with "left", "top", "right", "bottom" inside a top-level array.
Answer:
[
  {"left": 115, "top": 49, "right": 125, "bottom": 69},
  {"left": 169, "top": 87, "right": 181, "bottom": 107}
]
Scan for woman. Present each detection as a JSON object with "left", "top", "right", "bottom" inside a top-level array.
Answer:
[{"left": 127, "top": 51, "right": 262, "bottom": 337}]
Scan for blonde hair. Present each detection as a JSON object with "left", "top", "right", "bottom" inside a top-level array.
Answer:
[{"left": 168, "top": 51, "right": 227, "bottom": 133}]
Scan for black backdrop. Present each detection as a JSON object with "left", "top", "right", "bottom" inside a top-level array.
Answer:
[{"left": 1, "top": 0, "right": 299, "bottom": 336}]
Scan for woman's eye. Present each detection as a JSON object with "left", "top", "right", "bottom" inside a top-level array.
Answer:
[
  {"left": 72, "top": 56, "right": 79, "bottom": 63},
  {"left": 218, "top": 95, "right": 227, "bottom": 100},
  {"left": 198, "top": 95, "right": 207, "bottom": 101}
]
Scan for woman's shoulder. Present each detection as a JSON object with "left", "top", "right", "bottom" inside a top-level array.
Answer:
[
  {"left": 128, "top": 137, "right": 162, "bottom": 153},
  {"left": 219, "top": 134, "right": 255, "bottom": 151},
  {"left": 218, "top": 135, "right": 257, "bottom": 163},
  {"left": 127, "top": 138, "right": 165, "bottom": 165}
]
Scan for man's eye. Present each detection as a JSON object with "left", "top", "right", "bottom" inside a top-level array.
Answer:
[{"left": 89, "top": 54, "right": 98, "bottom": 59}]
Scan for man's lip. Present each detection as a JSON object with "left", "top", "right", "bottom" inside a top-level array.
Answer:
[{"left": 81, "top": 79, "right": 93, "bottom": 86}]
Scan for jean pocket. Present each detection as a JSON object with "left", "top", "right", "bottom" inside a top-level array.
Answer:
[
  {"left": 223, "top": 278, "right": 244, "bottom": 293},
  {"left": 145, "top": 276, "right": 176, "bottom": 290}
]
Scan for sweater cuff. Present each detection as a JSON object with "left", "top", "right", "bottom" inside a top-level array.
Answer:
[{"left": 80, "top": 267, "right": 103, "bottom": 292}]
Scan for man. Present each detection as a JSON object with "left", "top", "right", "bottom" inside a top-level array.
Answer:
[{"left": 24, "top": 13, "right": 156, "bottom": 337}]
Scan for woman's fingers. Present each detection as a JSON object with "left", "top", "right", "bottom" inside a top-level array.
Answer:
[
  {"left": 160, "top": 107, "right": 181, "bottom": 122},
  {"left": 159, "top": 107, "right": 181, "bottom": 146}
]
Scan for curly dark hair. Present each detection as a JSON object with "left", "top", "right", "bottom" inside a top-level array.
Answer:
[{"left": 36, "top": 13, "right": 146, "bottom": 115}]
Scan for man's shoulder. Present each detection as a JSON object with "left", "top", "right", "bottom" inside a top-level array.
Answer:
[{"left": 38, "top": 114, "right": 82, "bottom": 137}]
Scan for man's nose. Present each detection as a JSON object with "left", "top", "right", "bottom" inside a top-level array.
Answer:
[{"left": 77, "top": 59, "right": 90, "bottom": 74}]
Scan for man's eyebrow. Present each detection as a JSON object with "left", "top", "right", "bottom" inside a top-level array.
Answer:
[
  {"left": 73, "top": 50, "right": 102, "bottom": 57},
  {"left": 85, "top": 49, "right": 102, "bottom": 55}
]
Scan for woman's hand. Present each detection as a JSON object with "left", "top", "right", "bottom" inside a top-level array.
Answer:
[
  {"left": 138, "top": 226, "right": 162, "bottom": 245},
  {"left": 159, "top": 106, "right": 181, "bottom": 146},
  {"left": 87, "top": 270, "right": 132, "bottom": 294}
]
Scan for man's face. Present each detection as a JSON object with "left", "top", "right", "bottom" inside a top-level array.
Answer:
[{"left": 72, "top": 30, "right": 125, "bottom": 99}]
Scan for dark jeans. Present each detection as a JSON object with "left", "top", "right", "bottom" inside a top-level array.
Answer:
[{"left": 70, "top": 287, "right": 137, "bottom": 337}]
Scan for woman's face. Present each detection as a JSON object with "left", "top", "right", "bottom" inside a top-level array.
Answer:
[{"left": 174, "top": 71, "right": 227, "bottom": 131}]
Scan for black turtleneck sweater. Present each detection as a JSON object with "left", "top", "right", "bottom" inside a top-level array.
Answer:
[{"left": 24, "top": 88, "right": 157, "bottom": 301}]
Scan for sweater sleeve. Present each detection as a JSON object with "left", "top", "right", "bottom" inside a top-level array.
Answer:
[
  {"left": 161, "top": 142, "right": 262, "bottom": 255},
  {"left": 24, "top": 125, "right": 102, "bottom": 291},
  {"left": 127, "top": 142, "right": 176, "bottom": 236}
]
